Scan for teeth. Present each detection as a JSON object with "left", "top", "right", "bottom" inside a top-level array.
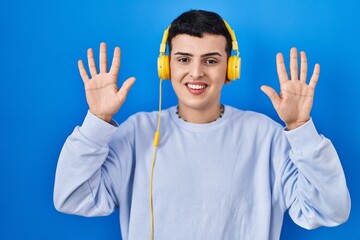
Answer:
[{"left": 187, "top": 83, "right": 206, "bottom": 90}]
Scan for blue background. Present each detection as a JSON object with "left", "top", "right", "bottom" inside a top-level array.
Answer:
[{"left": 0, "top": 0, "right": 359, "bottom": 239}]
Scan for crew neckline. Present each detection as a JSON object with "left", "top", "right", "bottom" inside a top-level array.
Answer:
[{"left": 169, "top": 105, "right": 233, "bottom": 132}]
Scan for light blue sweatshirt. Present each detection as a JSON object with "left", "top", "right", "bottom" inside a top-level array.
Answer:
[{"left": 54, "top": 105, "right": 350, "bottom": 240}]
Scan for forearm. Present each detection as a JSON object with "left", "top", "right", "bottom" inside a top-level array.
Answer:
[
  {"left": 53, "top": 112, "right": 118, "bottom": 216},
  {"left": 282, "top": 120, "right": 351, "bottom": 229}
]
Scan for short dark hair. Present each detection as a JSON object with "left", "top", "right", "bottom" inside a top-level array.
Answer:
[{"left": 167, "top": 10, "right": 232, "bottom": 57}]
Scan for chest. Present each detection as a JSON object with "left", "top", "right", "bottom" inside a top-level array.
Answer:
[{"left": 152, "top": 129, "right": 271, "bottom": 204}]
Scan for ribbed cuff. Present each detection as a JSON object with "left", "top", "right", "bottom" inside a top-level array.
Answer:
[
  {"left": 78, "top": 111, "right": 119, "bottom": 147},
  {"left": 284, "top": 118, "right": 323, "bottom": 154}
]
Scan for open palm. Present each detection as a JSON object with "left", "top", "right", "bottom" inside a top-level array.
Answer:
[
  {"left": 78, "top": 42, "right": 135, "bottom": 122},
  {"left": 261, "top": 48, "right": 320, "bottom": 130}
]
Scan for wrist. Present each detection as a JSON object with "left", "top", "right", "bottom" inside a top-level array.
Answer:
[
  {"left": 97, "top": 115, "right": 113, "bottom": 123},
  {"left": 89, "top": 111, "right": 113, "bottom": 123},
  {"left": 285, "top": 119, "right": 310, "bottom": 130}
]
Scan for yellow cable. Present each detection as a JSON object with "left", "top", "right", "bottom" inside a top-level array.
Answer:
[
  {"left": 149, "top": 147, "right": 157, "bottom": 240},
  {"left": 150, "top": 78, "right": 163, "bottom": 240}
]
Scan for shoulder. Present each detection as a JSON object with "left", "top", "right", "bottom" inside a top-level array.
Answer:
[
  {"left": 115, "top": 107, "right": 175, "bottom": 134},
  {"left": 123, "top": 107, "right": 174, "bottom": 126},
  {"left": 226, "top": 105, "right": 283, "bottom": 131},
  {"left": 224, "top": 105, "right": 287, "bottom": 145},
  {"left": 125, "top": 110, "right": 158, "bottom": 125}
]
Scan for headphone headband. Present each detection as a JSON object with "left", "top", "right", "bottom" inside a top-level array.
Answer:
[
  {"left": 159, "top": 26, "right": 170, "bottom": 55},
  {"left": 222, "top": 20, "right": 239, "bottom": 54},
  {"left": 159, "top": 20, "right": 238, "bottom": 55}
]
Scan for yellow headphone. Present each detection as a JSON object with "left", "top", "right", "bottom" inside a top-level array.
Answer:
[{"left": 157, "top": 19, "right": 241, "bottom": 81}]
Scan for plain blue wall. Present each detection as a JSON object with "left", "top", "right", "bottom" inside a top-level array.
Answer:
[{"left": 1, "top": 0, "right": 359, "bottom": 239}]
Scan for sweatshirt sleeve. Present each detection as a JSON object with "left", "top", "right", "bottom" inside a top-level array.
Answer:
[
  {"left": 279, "top": 119, "right": 351, "bottom": 229},
  {"left": 53, "top": 111, "right": 123, "bottom": 217}
]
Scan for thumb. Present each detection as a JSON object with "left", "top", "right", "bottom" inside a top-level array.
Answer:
[
  {"left": 117, "top": 77, "right": 136, "bottom": 102},
  {"left": 260, "top": 85, "right": 280, "bottom": 109}
]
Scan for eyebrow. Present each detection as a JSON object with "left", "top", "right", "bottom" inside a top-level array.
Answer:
[{"left": 173, "top": 52, "right": 223, "bottom": 57}]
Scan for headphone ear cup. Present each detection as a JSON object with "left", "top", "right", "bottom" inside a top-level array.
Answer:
[
  {"left": 157, "top": 55, "right": 170, "bottom": 80},
  {"left": 227, "top": 56, "right": 241, "bottom": 81}
]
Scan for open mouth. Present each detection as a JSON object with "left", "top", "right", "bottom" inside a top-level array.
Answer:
[{"left": 186, "top": 83, "right": 208, "bottom": 90}]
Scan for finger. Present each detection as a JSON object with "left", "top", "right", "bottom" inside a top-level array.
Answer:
[
  {"left": 87, "top": 48, "right": 98, "bottom": 77},
  {"left": 110, "top": 47, "right": 121, "bottom": 76},
  {"left": 289, "top": 47, "right": 298, "bottom": 80},
  {"left": 260, "top": 85, "right": 281, "bottom": 110},
  {"left": 117, "top": 77, "right": 136, "bottom": 103},
  {"left": 276, "top": 53, "right": 288, "bottom": 84},
  {"left": 299, "top": 51, "right": 308, "bottom": 83},
  {"left": 309, "top": 63, "right": 320, "bottom": 89},
  {"left": 99, "top": 42, "right": 108, "bottom": 73},
  {"left": 78, "top": 60, "right": 90, "bottom": 84}
]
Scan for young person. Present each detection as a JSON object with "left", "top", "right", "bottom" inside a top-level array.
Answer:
[{"left": 54, "top": 10, "right": 350, "bottom": 240}]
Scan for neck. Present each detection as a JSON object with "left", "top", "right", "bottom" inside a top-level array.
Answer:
[{"left": 176, "top": 104, "right": 224, "bottom": 123}]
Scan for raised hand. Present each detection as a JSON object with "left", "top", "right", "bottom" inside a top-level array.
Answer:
[
  {"left": 261, "top": 47, "right": 320, "bottom": 130},
  {"left": 78, "top": 42, "right": 136, "bottom": 122}
]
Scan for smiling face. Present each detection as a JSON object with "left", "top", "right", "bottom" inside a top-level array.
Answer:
[{"left": 170, "top": 33, "right": 229, "bottom": 123}]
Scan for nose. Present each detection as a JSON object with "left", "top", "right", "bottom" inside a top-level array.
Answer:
[{"left": 189, "top": 62, "right": 204, "bottom": 79}]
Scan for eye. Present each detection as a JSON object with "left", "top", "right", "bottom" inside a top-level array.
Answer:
[
  {"left": 204, "top": 58, "right": 218, "bottom": 65},
  {"left": 177, "top": 57, "right": 190, "bottom": 63}
]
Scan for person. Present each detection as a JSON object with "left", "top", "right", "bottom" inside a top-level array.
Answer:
[{"left": 53, "top": 9, "right": 350, "bottom": 240}]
